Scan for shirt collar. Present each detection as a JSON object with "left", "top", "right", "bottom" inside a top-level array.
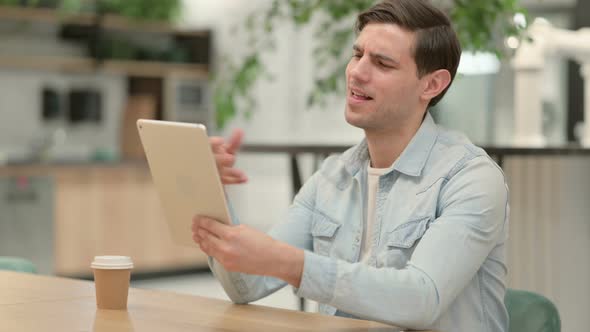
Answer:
[
  {"left": 392, "top": 112, "right": 438, "bottom": 176},
  {"left": 340, "top": 112, "right": 438, "bottom": 178}
]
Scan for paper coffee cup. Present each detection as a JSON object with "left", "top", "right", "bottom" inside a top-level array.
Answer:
[{"left": 91, "top": 256, "right": 134, "bottom": 310}]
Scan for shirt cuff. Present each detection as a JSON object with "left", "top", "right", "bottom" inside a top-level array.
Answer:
[
  {"left": 208, "top": 256, "right": 249, "bottom": 300},
  {"left": 294, "top": 250, "right": 337, "bottom": 304}
]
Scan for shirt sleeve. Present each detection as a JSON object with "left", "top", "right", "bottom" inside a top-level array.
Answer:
[
  {"left": 208, "top": 172, "right": 319, "bottom": 304},
  {"left": 295, "top": 156, "right": 509, "bottom": 329}
]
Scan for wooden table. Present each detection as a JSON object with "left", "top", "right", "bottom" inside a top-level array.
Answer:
[{"left": 0, "top": 271, "right": 427, "bottom": 331}]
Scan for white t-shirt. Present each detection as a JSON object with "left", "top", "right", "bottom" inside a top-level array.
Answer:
[{"left": 360, "top": 165, "right": 389, "bottom": 262}]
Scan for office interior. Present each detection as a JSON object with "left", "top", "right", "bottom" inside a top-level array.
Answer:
[{"left": 0, "top": 0, "right": 588, "bottom": 331}]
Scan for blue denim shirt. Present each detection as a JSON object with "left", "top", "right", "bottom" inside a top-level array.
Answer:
[{"left": 209, "top": 113, "right": 509, "bottom": 332}]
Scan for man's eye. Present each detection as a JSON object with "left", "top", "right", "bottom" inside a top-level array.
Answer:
[{"left": 352, "top": 53, "right": 362, "bottom": 58}]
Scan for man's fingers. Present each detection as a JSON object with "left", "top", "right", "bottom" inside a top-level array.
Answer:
[
  {"left": 220, "top": 168, "right": 248, "bottom": 184},
  {"left": 197, "top": 217, "right": 231, "bottom": 239},
  {"left": 215, "top": 153, "right": 235, "bottom": 167},
  {"left": 219, "top": 167, "right": 248, "bottom": 185},
  {"left": 192, "top": 232, "right": 202, "bottom": 245},
  {"left": 210, "top": 136, "right": 225, "bottom": 151},
  {"left": 198, "top": 228, "right": 228, "bottom": 258},
  {"left": 210, "top": 129, "right": 243, "bottom": 155},
  {"left": 221, "top": 175, "right": 248, "bottom": 185},
  {"left": 225, "top": 129, "right": 244, "bottom": 154},
  {"left": 192, "top": 221, "right": 198, "bottom": 234},
  {"left": 196, "top": 230, "right": 213, "bottom": 255}
]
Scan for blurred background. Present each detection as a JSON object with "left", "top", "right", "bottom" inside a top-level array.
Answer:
[{"left": 0, "top": 0, "right": 588, "bottom": 330}]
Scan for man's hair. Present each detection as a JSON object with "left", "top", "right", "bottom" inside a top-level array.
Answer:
[{"left": 355, "top": 0, "right": 461, "bottom": 108}]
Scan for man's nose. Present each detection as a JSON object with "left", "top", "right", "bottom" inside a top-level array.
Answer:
[{"left": 348, "top": 57, "right": 370, "bottom": 83}]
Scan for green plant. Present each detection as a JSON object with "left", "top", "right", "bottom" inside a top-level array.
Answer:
[
  {"left": 0, "top": 0, "right": 180, "bottom": 21},
  {"left": 214, "top": 0, "right": 527, "bottom": 128},
  {"left": 98, "top": 0, "right": 180, "bottom": 21},
  {"left": 0, "top": 0, "right": 21, "bottom": 6}
]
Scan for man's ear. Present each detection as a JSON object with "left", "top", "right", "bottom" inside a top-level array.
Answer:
[{"left": 420, "top": 69, "right": 452, "bottom": 103}]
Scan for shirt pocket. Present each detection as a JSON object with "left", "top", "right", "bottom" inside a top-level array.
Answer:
[
  {"left": 376, "top": 216, "right": 431, "bottom": 268},
  {"left": 311, "top": 212, "right": 341, "bottom": 256}
]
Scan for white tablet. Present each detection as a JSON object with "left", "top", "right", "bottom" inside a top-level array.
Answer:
[{"left": 137, "top": 119, "right": 231, "bottom": 247}]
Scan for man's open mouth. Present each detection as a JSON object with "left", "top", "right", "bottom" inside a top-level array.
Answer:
[{"left": 351, "top": 89, "right": 373, "bottom": 100}]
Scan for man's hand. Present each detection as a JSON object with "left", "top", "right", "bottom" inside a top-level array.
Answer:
[
  {"left": 210, "top": 129, "right": 248, "bottom": 184},
  {"left": 192, "top": 215, "right": 304, "bottom": 287}
]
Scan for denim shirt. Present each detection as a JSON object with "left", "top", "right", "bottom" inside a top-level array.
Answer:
[{"left": 209, "top": 113, "right": 510, "bottom": 332}]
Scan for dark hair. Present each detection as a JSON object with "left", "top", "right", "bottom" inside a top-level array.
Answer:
[{"left": 356, "top": 0, "right": 461, "bottom": 108}]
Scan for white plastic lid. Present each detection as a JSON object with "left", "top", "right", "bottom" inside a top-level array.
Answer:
[{"left": 91, "top": 256, "right": 134, "bottom": 269}]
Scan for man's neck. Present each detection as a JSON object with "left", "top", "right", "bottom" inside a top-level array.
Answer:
[{"left": 365, "top": 113, "right": 426, "bottom": 169}]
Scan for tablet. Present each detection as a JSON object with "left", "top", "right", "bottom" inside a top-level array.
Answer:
[{"left": 137, "top": 119, "right": 231, "bottom": 247}]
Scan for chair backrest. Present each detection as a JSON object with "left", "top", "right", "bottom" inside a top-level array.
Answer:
[
  {"left": 0, "top": 256, "right": 37, "bottom": 273},
  {"left": 505, "top": 288, "right": 561, "bottom": 332}
]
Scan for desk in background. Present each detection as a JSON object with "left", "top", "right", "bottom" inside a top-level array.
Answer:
[{"left": 0, "top": 271, "right": 421, "bottom": 332}]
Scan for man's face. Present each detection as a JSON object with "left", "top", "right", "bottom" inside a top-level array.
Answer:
[{"left": 345, "top": 23, "right": 424, "bottom": 133}]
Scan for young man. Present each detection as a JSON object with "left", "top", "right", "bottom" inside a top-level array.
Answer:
[{"left": 192, "top": 1, "right": 509, "bottom": 331}]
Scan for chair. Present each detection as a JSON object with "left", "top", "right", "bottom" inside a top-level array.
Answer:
[
  {"left": 505, "top": 288, "right": 561, "bottom": 332},
  {"left": 0, "top": 256, "right": 37, "bottom": 273}
]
